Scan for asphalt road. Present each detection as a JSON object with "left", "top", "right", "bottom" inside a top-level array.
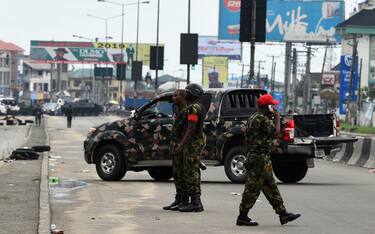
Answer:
[{"left": 46, "top": 116, "right": 375, "bottom": 234}]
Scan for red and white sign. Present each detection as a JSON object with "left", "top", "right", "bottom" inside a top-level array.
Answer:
[
  {"left": 224, "top": 0, "right": 241, "bottom": 12},
  {"left": 322, "top": 73, "right": 336, "bottom": 85}
]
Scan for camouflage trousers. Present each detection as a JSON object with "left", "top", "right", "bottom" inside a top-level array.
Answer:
[
  {"left": 239, "top": 152, "right": 286, "bottom": 214},
  {"left": 171, "top": 148, "right": 184, "bottom": 195},
  {"left": 181, "top": 138, "right": 205, "bottom": 196}
]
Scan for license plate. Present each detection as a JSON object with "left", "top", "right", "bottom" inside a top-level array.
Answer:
[{"left": 314, "top": 149, "right": 325, "bottom": 158}]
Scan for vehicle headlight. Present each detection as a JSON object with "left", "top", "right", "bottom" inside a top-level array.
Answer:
[{"left": 87, "top": 127, "right": 97, "bottom": 137}]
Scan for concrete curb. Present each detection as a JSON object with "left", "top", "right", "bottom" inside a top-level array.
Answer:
[
  {"left": 38, "top": 117, "right": 51, "bottom": 234},
  {"left": 329, "top": 133, "right": 375, "bottom": 169}
]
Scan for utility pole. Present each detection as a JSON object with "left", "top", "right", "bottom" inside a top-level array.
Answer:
[
  {"left": 186, "top": 0, "right": 191, "bottom": 84},
  {"left": 240, "top": 63, "right": 245, "bottom": 88},
  {"left": 256, "top": 60, "right": 266, "bottom": 88},
  {"left": 284, "top": 42, "right": 292, "bottom": 112},
  {"left": 249, "top": 0, "right": 257, "bottom": 86},
  {"left": 272, "top": 61, "right": 276, "bottom": 95},
  {"left": 291, "top": 48, "right": 297, "bottom": 112},
  {"left": 303, "top": 45, "right": 312, "bottom": 113},
  {"left": 155, "top": 0, "right": 160, "bottom": 90}
]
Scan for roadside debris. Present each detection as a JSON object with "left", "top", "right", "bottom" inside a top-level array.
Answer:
[
  {"left": 230, "top": 192, "right": 241, "bottom": 196},
  {"left": 0, "top": 115, "right": 33, "bottom": 126},
  {"left": 369, "top": 169, "right": 375, "bottom": 174},
  {"left": 51, "top": 224, "right": 64, "bottom": 234},
  {"left": 8, "top": 145, "right": 51, "bottom": 160}
]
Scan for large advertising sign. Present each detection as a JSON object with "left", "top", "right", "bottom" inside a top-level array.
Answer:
[
  {"left": 198, "top": 36, "right": 241, "bottom": 60},
  {"left": 202, "top": 56, "right": 228, "bottom": 88},
  {"left": 30, "top": 41, "right": 161, "bottom": 65},
  {"left": 339, "top": 55, "right": 359, "bottom": 115},
  {"left": 219, "top": 0, "right": 345, "bottom": 43}
]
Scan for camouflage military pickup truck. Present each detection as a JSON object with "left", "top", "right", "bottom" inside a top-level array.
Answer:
[{"left": 84, "top": 88, "right": 356, "bottom": 183}]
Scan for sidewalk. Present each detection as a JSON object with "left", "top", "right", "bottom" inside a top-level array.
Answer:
[{"left": 0, "top": 122, "right": 47, "bottom": 234}]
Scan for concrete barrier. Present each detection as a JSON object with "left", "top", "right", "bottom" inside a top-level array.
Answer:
[{"left": 329, "top": 133, "right": 375, "bottom": 169}]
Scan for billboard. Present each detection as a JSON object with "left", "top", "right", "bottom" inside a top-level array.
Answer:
[
  {"left": 30, "top": 41, "right": 161, "bottom": 65},
  {"left": 198, "top": 36, "right": 241, "bottom": 60},
  {"left": 202, "top": 56, "right": 228, "bottom": 88},
  {"left": 219, "top": 0, "right": 345, "bottom": 43},
  {"left": 339, "top": 55, "right": 359, "bottom": 115}
]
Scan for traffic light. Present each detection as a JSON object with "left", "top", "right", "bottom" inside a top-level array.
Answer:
[
  {"left": 180, "top": 33, "right": 198, "bottom": 65},
  {"left": 131, "top": 61, "right": 143, "bottom": 81},
  {"left": 150, "top": 46, "right": 164, "bottom": 70},
  {"left": 239, "top": 0, "right": 267, "bottom": 42},
  {"left": 116, "top": 64, "right": 126, "bottom": 80}
]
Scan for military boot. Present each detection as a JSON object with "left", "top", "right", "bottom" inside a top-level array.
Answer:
[
  {"left": 170, "top": 194, "right": 189, "bottom": 211},
  {"left": 279, "top": 210, "right": 301, "bottom": 225},
  {"left": 163, "top": 194, "right": 181, "bottom": 210},
  {"left": 179, "top": 194, "right": 204, "bottom": 212},
  {"left": 236, "top": 210, "right": 258, "bottom": 226}
]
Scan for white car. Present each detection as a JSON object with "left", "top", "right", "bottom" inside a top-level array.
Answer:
[{"left": 0, "top": 97, "right": 20, "bottom": 115}]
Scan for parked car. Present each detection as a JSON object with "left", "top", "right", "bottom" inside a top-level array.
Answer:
[
  {"left": 84, "top": 88, "right": 357, "bottom": 183},
  {"left": 42, "top": 102, "right": 62, "bottom": 115},
  {"left": 0, "top": 97, "right": 20, "bottom": 115}
]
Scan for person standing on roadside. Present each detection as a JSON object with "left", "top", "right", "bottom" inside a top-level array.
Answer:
[
  {"left": 33, "top": 103, "right": 43, "bottom": 126},
  {"left": 236, "top": 94, "right": 301, "bottom": 226},
  {"left": 163, "top": 89, "right": 189, "bottom": 211},
  {"left": 177, "top": 83, "right": 206, "bottom": 212},
  {"left": 65, "top": 105, "right": 73, "bottom": 128}
]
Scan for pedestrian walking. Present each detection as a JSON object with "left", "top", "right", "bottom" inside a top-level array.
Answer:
[
  {"left": 236, "top": 94, "right": 301, "bottom": 226},
  {"left": 33, "top": 104, "right": 43, "bottom": 126},
  {"left": 65, "top": 105, "right": 73, "bottom": 128},
  {"left": 176, "top": 83, "right": 206, "bottom": 212},
  {"left": 163, "top": 89, "right": 189, "bottom": 211}
]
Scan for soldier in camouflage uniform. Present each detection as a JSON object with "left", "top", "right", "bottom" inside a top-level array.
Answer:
[
  {"left": 163, "top": 90, "right": 189, "bottom": 211},
  {"left": 176, "top": 83, "right": 206, "bottom": 212},
  {"left": 237, "top": 94, "right": 301, "bottom": 226}
]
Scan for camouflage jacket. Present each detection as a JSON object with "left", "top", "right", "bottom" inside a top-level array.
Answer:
[
  {"left": 246, "top": 111, "right": 275, "bottom": 154},
  {"left": 171, "top": 104, "right": 187, "bottom": 146},
  {"left": 182, "top": 102, "right": 205, "bottom": 142}
]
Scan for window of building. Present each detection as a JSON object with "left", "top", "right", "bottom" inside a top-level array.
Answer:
[
  {"left": 0, "top": 72, "right": 3, "bottom": 86},
  {"left": 74, "top": 80, "right": 81, "bottom": 87},
  {"left": 4, "top": 72, "right": 10, "bottom": 86},
  {"left": 113, "top": 93, "right": 117, "bottom": 99},
  {"left": 44, "top": 83, "right": 49, "bottom": 92},
  {"left": 38, "top": 70, "right": 43, "bottom": 76}
]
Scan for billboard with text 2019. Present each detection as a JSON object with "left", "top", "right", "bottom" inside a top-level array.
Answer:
[{"left": 219, "top": 0, "right": 345, "bottom": 43}]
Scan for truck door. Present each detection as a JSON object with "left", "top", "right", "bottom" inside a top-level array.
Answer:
[{"left": 136, "top": 96, "right": 174, "bottom": 160}]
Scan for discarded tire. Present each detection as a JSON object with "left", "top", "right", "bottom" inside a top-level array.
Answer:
[
  {"left": 32, "top": 145, "right": 51, "bottom": 152},
  {"left": 10, "top": 149, "right": 39, "bottom": 160}
]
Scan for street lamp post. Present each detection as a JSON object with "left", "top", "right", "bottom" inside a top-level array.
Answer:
[
  {"left": 155, "top": 0, "right": 160, "bottom": 90},
  {"left": 87, "top": 13, "right": 123, "bottom": 104},
  {"left": 187, "top": 0, "right": 191, "bottom": 84},
  {"left": 72, "top": 34, "right": 113, "bottom": 103},
  {"left": 98, "top": 0, "right": 150, "bottom": 104}
]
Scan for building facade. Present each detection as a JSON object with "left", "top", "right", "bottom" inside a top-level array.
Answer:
[{"left": 0, "top": 40, "right": 23, "bottom": 97}]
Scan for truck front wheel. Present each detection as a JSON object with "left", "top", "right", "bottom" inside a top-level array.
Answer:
[
  {"left": 148, "top": 167, "right": 173, "bottom": 181},
  {"left": 272, "top": 161, "right": 308, "bottom": 183},
  {"left": 224, "top": 146, "right": 247, "bottom": 183},
  {"left": 95, "top": 144, "right": 127, "bottom": 181}
]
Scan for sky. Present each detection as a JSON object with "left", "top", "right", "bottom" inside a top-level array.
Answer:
[{"left": 1, "top": 0, "right": 360, "bottom": 84}]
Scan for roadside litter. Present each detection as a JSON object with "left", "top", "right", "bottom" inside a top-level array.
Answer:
[
  {"left": 8, "top": 145, "right": 51, "bottom": 160},
  {"left": 0, "top": 115, "right": 34, "bottom": 126},
  {"left": 51, "top": 224, "right": 64, "bottom": 234}
]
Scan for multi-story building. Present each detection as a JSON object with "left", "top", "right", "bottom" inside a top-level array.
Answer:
[
  {"left": 0, "top": 40, "right": 23, "bottom": 97},
  {"left": 67, "top": 68, "right": 130, "bottom": 104},
  {"left": 22, "top": 58, "right": 56, "bottom": 102}
]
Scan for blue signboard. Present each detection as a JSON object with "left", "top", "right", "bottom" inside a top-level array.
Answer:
[
  {"left": 219, "top": 0, "right": 345, "bottom": 43},
  {"left": 273, "top": 92, "right": 283, "bottom": 113},
  {"left": 339, "top": 55, "right": 359, "bottom": 115}
]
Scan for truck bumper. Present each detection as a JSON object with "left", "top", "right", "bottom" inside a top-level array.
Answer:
[{"left": 83, "top": 138, "right": 96, "bottom": 164}]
